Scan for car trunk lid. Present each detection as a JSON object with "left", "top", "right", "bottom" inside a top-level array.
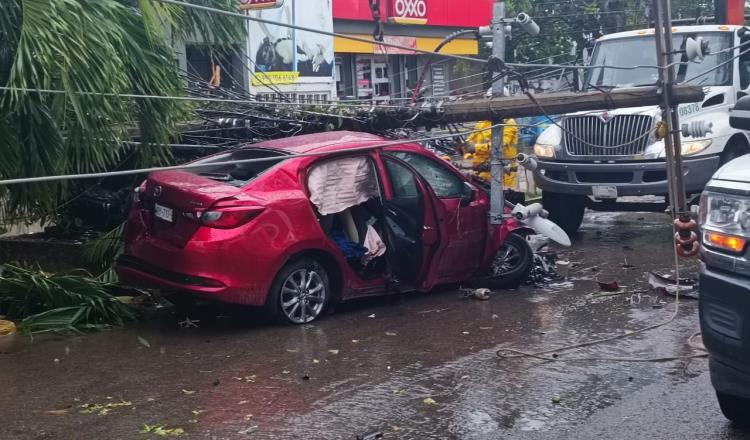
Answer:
[{"left": 143, "top": 170, "right": 241, "bottom": 247}]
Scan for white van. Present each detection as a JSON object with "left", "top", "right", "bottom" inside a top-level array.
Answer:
[{"left": 532, "top": 25, "right": 750, "bottom": 234}]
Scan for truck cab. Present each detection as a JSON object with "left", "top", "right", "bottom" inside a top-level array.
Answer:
[{"left": 532, "top": 25, "right": 750, "bottom": 234}]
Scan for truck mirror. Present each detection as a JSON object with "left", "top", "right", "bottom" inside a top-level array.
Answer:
[{"left": 730, "top": 95, "right": 750, "bottom": 131}]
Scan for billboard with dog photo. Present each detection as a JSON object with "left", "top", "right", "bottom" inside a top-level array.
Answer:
[{"left": 247, "top": 0, "right": 334, "bottom": 89}]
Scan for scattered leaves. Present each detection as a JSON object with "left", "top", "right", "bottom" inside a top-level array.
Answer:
[
  {"left": 243, "top": 414, "right": 254, "bottom": 421},
  {"left": 351, "top": 339, "right": 360, "bottom": 343},
  {"left": 80, "top": 400, "right": 132, "bottom": 415},
  {"left": 181, "top": 389, "right": 195, "bottom": 395},
  {"left": 139, "top": 424, "right": 185, "bottom": 437},
  {"left": 138, "top": 336, "right": 151, "bottom": 348},
  {"left": 312, "top": 359, "right": 320, "bottom": 364},
  {"left": 551, "top": 395, "right": 561, "bottom": 404},
  {"left": 385, "top": 331, "right": 397, "bottom": 336},
  {"left": 234, "top": 375, "right": 257, "bottom": 383},
  {"left": 327, "top": 349, "right": 339, "bottom": 355},
  {"left": 45, "top": 408, "right": 71, "bottom": 415},
  {"left": 422, "top": 397, "right": 437, "bottom": 405},
  {"left": 238, "top": 400, "right": 249, "bottom": 405}
]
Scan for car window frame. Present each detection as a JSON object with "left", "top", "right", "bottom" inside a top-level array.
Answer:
[{"left": 385, "top": 150, "right": 466, "bottom": 199}]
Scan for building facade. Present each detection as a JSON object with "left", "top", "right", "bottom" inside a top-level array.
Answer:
[
  {"left": 332, "top": 0, "right": 492, "bottom": 101},
  {"left": 177, "top": 0, "right": 492, "bottom": 103}
]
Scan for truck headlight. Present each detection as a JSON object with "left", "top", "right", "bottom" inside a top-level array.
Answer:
[
  {"left": 700, "top": 190, "right": 750, "bottom": 253},
  {"left": 534, "top": 143, "right": 556, "bottom": 158},
  {"left": 681, "top": 139, "right": 711, "bottom": 156}
]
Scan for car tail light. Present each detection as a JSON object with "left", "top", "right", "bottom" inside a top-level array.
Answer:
[
  {"left": 704, "top": 231, "right": 747, "bottom": 254},
  {"left": 133, "top": 181, "right": 147, "bottom": 206},
  {"left": 183, "top": 202, "right": 264, "bottom": 229}
]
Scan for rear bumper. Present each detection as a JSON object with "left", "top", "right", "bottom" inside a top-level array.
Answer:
[
  {"left": 116, "top": 255, "right": 263, "bottom": 306},
  {"left": 700, "top": 264, "right": 750, "bottom": 398},
  {"left": 533, "top": 155, "right": 720, "bottom": 196}
]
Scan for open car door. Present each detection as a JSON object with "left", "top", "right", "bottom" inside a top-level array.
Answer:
[{"left": 381, "top": 156, "right": 440, "bottom": 290}]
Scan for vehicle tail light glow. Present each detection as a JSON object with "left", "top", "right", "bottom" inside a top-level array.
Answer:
[
  {"left": 183, "top": 202, "right": 264, "bottom": 229},
  {"left": 704, "top": 231, "right": 747, "bottom": 253}
]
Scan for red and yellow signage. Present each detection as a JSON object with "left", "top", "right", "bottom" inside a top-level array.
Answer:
[
  {"left": 387, "top": 0, "right": 428, "bottom": 25},
  {"left": 239, "top": 0, "right": 282, "bottom": 10}
]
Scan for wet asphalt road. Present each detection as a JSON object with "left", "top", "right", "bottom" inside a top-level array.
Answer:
[{"left": 2, "top": 211, "right": 750, "bottom": 440}]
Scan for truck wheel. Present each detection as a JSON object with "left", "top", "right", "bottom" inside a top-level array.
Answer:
[
  {"left": 542, "top": 192, "right": 586, "bottom": 235},
  {"left": 717, "top": 391, "right": 750, "bottom": 425},
  {"left": 720, "top": 141, "right": 750, "bottom": 165}
]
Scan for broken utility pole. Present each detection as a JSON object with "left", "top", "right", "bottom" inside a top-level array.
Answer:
[{"left": 353, "top": 85, "right": 705, "bottom": 131}]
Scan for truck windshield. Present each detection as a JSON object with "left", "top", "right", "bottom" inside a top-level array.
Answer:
[{"left": 585, "top": 32, "right": 733, "bottom": 88}]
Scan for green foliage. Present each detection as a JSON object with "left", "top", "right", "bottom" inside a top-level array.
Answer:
[
  {"left": 0, "top": 264, "right": 135, "bottom": 334},
  {"left": 0, "top": 0, "right": 245, "bottom": 225},
  {"left": 506, "top": 0, "right": 714, "bottom": 64}
]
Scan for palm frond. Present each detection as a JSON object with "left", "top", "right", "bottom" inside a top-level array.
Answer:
[{"left": 0, "top": 264, "right": 135, "bottom": 334}]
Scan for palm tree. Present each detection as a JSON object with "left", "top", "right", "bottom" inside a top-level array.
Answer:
[{"left": 0, "top": 0, "right": 245, "bottom": 225}]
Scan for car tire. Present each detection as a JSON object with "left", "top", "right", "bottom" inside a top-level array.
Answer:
[
  {"left": 717, "top": 391, "right": 750, "bottom": 425},
  {"left": 542, "top": 192, "right": 586, "bottom": 235},
  {"left": 265, "top": 258, "right": 330, "bottom": 325},
  {"left": 467, "top": 233, "right": 533, "bottom": 289}
]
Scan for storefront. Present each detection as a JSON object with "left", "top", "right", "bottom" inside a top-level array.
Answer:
[{"left": 333, "top": 0, "right": 492, "bottom": 101}]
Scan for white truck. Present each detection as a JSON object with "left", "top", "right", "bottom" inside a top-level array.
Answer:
[{"left": 532, "top": 25, "right": 750, "bottom": 234}]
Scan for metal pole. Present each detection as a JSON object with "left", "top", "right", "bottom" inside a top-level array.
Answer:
[
  {"left": 662, "top": 0, "right": 687, "bottom": 213},
  {"left": 489, "top": 0, "right": 506, "bottom": 225},
  {"left": 652, "top": 0, "right": 680, "bottom": 216}
]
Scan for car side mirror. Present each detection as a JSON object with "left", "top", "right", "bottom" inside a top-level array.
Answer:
[
  {"left": 730, "top": 95, "right": 750, "bottom": 130},
  {"left": 461, "top": 182, "right": 476, "bottom": 206}
]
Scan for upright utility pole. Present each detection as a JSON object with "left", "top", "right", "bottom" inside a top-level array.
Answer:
[
  {"left": 652, "top": 0, "right": 686, "bottom": 214},
  {"left": 489, "top": 0, "right": 506, "bottom": 225}
]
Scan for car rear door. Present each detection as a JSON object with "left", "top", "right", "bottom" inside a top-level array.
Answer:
[{"left": 381, "top": 156, "right": 440, "bottom": 289}]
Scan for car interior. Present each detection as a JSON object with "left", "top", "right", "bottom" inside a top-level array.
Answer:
[
  {"left": 307, "top": 155, "right": 429, "bottom": 282},
  {"left": 190, "top": 148, "right": 288, "bottom": 187}
]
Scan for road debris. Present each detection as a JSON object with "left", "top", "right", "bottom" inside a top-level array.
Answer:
[
  {"left": 648, "top": 271, "right": 698, "bottom": 299},
  {"left": 178, "top": 317, "right": 200, "bottom": 328},
  {"left": 139, "top": 424, "right": 184, "bottom": 437},
  {"left": 181, "top": 389, "right": 195, "bottom": 395},
  {"left": 137, "top": 336, "right": 151, "bottom": 348},
  {"left": 356, "top": 431, "right": 384, "bottom": 440},
  {"left": 234, "top": 375, "right": 257, "bottom": 383},
  {"left": 551, "top": 395, "right": 561, "bottom": 404},
  {"left": 80, "top": 400, "right": 132, "bottom": 415},
  {"left": 422, "top": 397, "right": 437, "bottom": 405},
  {"left": 597, "top": 280, "right": 620, "bottom": 292}
]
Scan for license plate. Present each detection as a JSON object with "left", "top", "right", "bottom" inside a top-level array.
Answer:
[
  {"left": 154, "top": 203, "right": 174, "bottom": 223},
  {"left": 592, "top": 185, "right": 618, "bottom": 199}
]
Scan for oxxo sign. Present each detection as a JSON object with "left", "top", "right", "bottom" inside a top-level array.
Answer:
[
  {"left": 238, "top": 0, "right": 283, "bottom": 10},
  {"left": 388, "top": 0, "right": 428, "bottom": 25}
]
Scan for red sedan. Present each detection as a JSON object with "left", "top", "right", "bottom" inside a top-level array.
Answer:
[{"left": 117, "top": 131, "right": 536, "bottom": 324}]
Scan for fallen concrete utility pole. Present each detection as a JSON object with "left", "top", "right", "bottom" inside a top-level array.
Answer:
[{"left": 425, "top": 85, "right": 705, "bottom": 124}]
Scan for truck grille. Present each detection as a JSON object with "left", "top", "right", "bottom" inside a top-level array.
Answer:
[{"left": 562, "top": 115, "right": 654, "bottom": 156}]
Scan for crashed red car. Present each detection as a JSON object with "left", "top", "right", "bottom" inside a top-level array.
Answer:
[{"left": 117, "top": 131, "right": 536, "bottom": 324}]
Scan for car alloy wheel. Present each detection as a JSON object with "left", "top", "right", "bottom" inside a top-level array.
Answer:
[{"left": 280, "top": 268, "right": 327, "bottom": 324}]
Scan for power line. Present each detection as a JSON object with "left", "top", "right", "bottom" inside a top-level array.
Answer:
[{"left": 0, "top": 122, "right": 548, "bottom": 186}]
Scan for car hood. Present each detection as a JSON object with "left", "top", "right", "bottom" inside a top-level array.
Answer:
[{"left": 712, "top": 155, "right": 750, "bottom": 183}]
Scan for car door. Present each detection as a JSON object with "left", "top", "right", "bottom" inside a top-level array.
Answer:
[
  {"left": 381, "top": 156, "right": 440, "bottom": 288},
  {"left": 385, "top": 150, "right": 487, "bottom": 284}
]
